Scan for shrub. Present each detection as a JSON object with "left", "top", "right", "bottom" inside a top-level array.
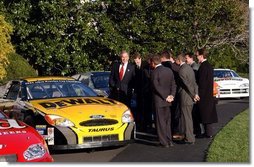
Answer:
[
  {"left": 0, "top": 53, "right": 37, "bottom": 85},
  {"left": 0, "top": 14, "right": 14, "bottom": 79}
]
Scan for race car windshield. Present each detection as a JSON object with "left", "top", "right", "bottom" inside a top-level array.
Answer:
[
  {"left": 25, "top": 80, "right": 97, "bottom": 100},
  {"left": 214, "top": 70, "right": 240, "bottom": 78}
]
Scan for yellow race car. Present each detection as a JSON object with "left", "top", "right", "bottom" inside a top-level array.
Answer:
[{"left": 0, "top": 77, "right": 135, "bottom": 150}]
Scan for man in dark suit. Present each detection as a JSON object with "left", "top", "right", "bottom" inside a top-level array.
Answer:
[
  {"left": 150, "top": 54, "right": 176, "bottom": 147},
  {"left": 176, "top": 54, "right": 200, "bottom": 144},
  {"left": 196, "top": 48, "right": 218, "bottom": 138},
  {"left": 133, "top": 52, "right": 153, "bottom": 131},
  {"left": 160, "top": 50, "right": 183, "bottom": 140},
  {"left": 109, "top": 50, "right": 135, "bottom": 108}
]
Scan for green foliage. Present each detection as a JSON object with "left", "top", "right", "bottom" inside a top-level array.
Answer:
[
  {"left": 206, "top": 109, "right": 249, "bottom": 162},
  {"left": 0, "top": 0, "right": 249, "bottom": 75},
  {"left": 0, "top": 14, "right": 14, "bottom": 79},
  {"left": 0, "top": 53, "right": 37, "bottom": 85},
  {"left": 94, "top": 0, "right": 248, "bottom": 53},
  {"left": 1, "top": 0, "right": 97, "bottom": 75}
]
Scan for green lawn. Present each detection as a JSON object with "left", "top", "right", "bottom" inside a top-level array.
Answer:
[{"left": 206, "top": 109, "right": 249, "bottom": 162}]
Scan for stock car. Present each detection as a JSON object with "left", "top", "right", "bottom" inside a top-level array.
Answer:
[
  {"left": 214, "top": 69, "right": 249, "bottom": 98},
  {"left": 0, "top": 109, "right": 53, "bottom": 162},
  {"left": 0, "top": 77, "right": 135, "bottom": 150}
]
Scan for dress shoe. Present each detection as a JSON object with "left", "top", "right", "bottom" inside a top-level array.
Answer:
[{"left": 168, "top": 141, "right": 174, "bottom": 147}]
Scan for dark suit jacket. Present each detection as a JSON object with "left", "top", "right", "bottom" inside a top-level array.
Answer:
[
  {"left": 109, "top": 61, "right": 135, "bottom": 101},
  {"left": 197, "top": 60, "right": 218, "bottom": 123},
  {"left": 178, "top": 63, "right": 198, "bottom": 105},
  {"left": 151, "top": 65, "right": 176, "bottom": 107},
  {"left": 162, "top": 61, "right": 180, "bottom": 87},
  {"left": 134, "top": 61, "right": 151, "bottom": 96}
]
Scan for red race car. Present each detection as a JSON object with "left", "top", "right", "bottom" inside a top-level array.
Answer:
[{"left": 0, "top": 111, "right": 53, "bottom": 162}]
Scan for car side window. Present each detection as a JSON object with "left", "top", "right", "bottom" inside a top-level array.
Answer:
[
  {"left": 72, "top": 84, "right": 86, "bottom": 96},
  {"left": 6, "top": 82, "right": 20, "bottom": 100}
]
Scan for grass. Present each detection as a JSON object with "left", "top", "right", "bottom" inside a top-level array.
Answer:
[{"left": 206, "top": 109, "right": 249, "bottom": 162}]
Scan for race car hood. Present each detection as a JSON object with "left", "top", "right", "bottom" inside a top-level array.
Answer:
[
  {"left": 0, "top": 120, "right": 45, "bottom": 155},
  {"left": 29, "top": 97, "right": 129, "bottom": 127},
  {"left": 214, "top": 77, "right": 249, "bottom": 87}
]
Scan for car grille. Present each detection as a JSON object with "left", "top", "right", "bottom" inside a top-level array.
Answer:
[
  {"left": 83, "top": 134, "right": 119, "bottom": 143},
  {"left": 79, "top": 119, "right": 118, "bottom": 126},
  {"left": 220, "top": 88, "right": 249, "bottom": 94}
]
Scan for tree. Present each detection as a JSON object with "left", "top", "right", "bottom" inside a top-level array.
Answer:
[
  {"left": 94, "top": 0, "right": 248, "bottom": 67},
  {"left": 1, "top": 0, "right": 249, "bottom": 75},
  {"left": 0, "top": 15, "right": 14, "bottom": 79},
  {"left": 1, "top": 0, "right": 97, "bottom": 75}
]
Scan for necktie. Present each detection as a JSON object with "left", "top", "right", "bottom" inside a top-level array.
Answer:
[{"left": 119, "top": 64, "right": 124, "bottom": 80}]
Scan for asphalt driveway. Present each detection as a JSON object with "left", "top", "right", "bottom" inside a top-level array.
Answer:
[{"left": 111, "top": 98, "right": 249, "bottom": 162}]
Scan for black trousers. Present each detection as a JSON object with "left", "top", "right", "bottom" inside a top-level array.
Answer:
[
  {"left": 192, "top": 105, "right": 199, "bottom": 134},
  {"left": 135, "top": 93, "right": 153, "bottom": 131},
  {"left": 204, "top": 123, "right": 214, "bottom": 136},
  {"left": 155, "top": 106, "right": 172, "bottom": 146}
]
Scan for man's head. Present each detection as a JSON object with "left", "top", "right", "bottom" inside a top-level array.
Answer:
[
  {"left": 185, "top": 52, "right": 195, "bottom": 65},
  {"left": 132, "top": 52, "right": 142, "bottom": 67},
  {"left": 150, "top": 54, "right": 161, "bottom": 69},
  {"left": 120, "top": 50, "right": 130, "bottom": 64},
  {"left": 175, "top": 53, "right": 186, "bottom": 65},
  {"left": 196, "top": 48, "right": 207, "bottom": 63},
  {"left": 160, "top": 50, "right": 174, "bottom": 63}
]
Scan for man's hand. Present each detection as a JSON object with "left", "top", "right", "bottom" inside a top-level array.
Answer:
[
  {"left": 166, "top": 95, "right": 174, "bottom": 103},
  {"left": 194, "top": 94, "right": 200, "bottom": 102}
]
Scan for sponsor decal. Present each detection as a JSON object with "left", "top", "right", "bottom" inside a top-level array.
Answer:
[
  {"left": 35, "top": 125, "right": 54, "bottom": 145},
  {"left": 26, "top": 80, "right": 80, "bottom": 85},
  {"left": 47, "top": 127, "right": 54, "bottom": 145},
  {"left": 39, "top": 98, "right": 117, "bottom": 109},
  {"left": 0, "top": 119, "right": 26, "bottom": 129},
  {"left": 0, "top": 130, "right": 27, "bottom": 135},
  {"left": 88, "top": 127, "right": 114, "bottom": 132},
  {"left": 36, "top": 125, "right": 47, "bottom": 136}
]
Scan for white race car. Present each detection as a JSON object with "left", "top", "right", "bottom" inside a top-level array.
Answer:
[{"left": 214, "top": 69, "right": 249, "bottom": 98}]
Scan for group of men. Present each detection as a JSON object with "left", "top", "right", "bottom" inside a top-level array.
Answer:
[{"left": 109, "top": 48, "right": 218, "bottom": 148}]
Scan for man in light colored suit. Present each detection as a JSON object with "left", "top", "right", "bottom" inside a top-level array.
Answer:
[
  {"left": 185, "top": 52, "right": 200, "bottom": 73},
  {"left": 185, "top": 52, "right": 203, "bottom": 136},
  {"left": 176, "top": 54, "right": 200, "bottom": 144}
]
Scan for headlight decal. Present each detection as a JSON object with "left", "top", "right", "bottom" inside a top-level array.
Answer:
[
  {"left": 44, "top": 115, "right": 74, "bottom": 127},
  {"left": 122, "top": 109, "right": 134, "bottom": 123},
  {"left": 23, "top": 143, "right": 46, "bottom": 161}
]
